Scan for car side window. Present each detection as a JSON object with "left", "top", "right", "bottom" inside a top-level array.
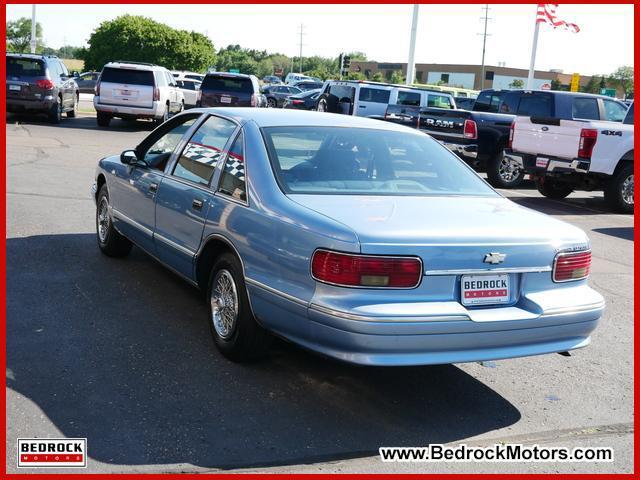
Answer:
[
  {"left": 602, "top": 99, "right": 627, "bottom": 122},
  {"left": 359, "top": 87, "right": 390, "bottom": 104},
  {"left": 397, "top": 91, "right": 421, "bottom": 106},
  {"left": 517, "top": 93, "right": 552, "bottom": 117},
  {"left": 623, "top": 103, "right": 634, "bottom": 125},
  {"left": 142, "top": 116, "right": 198, "bottom": 169},
  {"left": 572, "top": 98, "right": 600, "bottom": 120},
  {"left": 173, "top": 115, "right": 237, "bottom": 186},
  {"left": 218, "top": 132, "right": 246, "bottom": 202},
  {"left": 155, "top": 71, "right": 167, "bottom": 87},
  {"left": 427, "top": 94, "right": 454, "bottom": 109},
  {"left": 474, "top": 91, "right": 502, "bottom": 112}
]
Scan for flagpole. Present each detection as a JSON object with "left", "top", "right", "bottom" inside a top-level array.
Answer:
[
  {"left": 405, "top": 4, "right": 419, "bottom": 85},
  {"left": 526, "top": 19, "right": 540, "bottom": 90}
]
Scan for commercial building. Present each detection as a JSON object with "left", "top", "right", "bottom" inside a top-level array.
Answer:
[{"left": 349, "top": 61, "right": 610, "bottom": 93}]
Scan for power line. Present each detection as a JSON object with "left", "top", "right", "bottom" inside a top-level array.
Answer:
[{"left": 478, "top": 4, "right": 492, "bottom": 90}]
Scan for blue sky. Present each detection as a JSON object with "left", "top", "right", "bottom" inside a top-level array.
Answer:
[{"left": 6, "top": 4, "right": 634, "bottom": 76}]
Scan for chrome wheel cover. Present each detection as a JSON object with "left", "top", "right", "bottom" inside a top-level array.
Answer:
[
  {"left": 622, "top": 174, "right": 634, "bottom": 205},
  {"left": 498, "top": 155, "right": 522, "bottom": 183},
  {"left": 210, "top": 269, "right": 239, "bottom": 339},
  {"left": 97, "top": 197, "right": 109, "bottom": 243},
  {"left": 317, "top": 100, "right": 327, "bottom": 112}
]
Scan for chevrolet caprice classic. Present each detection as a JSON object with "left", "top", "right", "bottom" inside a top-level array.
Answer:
[{"left": 92, "top": 108, "right": 604, "bottom": 365}]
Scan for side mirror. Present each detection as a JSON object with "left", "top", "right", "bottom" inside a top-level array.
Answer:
[{"left": 120, "top": 149, "right": 139, "bottom": 165}]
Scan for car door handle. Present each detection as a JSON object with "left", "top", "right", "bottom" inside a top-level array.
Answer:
[
  {"left": 149, "top": 182, "right": 158, "bottom": 193},
  {"left": 192, "top": 198, "right": 204, "bottom": 210},
  {"left": 359, "top": 105, "right": 367, "bottom": 108}
]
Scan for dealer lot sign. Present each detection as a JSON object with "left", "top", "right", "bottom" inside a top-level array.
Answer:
[{"left": 17, "top": 438, "right": 87, "bottom": 468}]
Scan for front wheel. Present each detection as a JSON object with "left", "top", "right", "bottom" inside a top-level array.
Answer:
[
  {"left": 535, "top": 178, "right": 573, "bottom": 200},
  {"left": 486, "top": 151, "right": 525, "bottom": 188},
  {"left": 604, "top": 163, "right": 634, "bottom": 213},
  {"left": 317, "top": 98, "right": 328, "bottom": 112},
  {"left": 207, "top": 253, "right": 271, "bottom": 362},
  {"left": 267, "top": 97, "right": 277, "bottom": 108},
  {"left": 96, "top": 185, "right": 132, "bottom": 257}
]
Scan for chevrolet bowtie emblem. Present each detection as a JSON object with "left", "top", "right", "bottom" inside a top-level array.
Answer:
[{"left": 484, "top": 252, "right": 507, "bottom": 264}]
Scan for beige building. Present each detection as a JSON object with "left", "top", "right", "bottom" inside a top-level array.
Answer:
[{"left": 349, "top": 61, "right": 613, "bottom": 93}]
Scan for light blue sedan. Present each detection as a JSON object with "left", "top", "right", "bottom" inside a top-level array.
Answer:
[{"left": 92, "top": 108, "right": 604, "bottom": 365}]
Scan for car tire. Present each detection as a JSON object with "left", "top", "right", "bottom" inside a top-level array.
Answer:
[
  {"left": 97, "top": 112, "right": 111, "bottom": 127},
  {"left": 155, "top": 106, "right": 169, "bottom": 126},
  {"left": 96, "top": 185, "right": 132, "bottom": 257},
  {"left": 48, "top": 96, "right": 62, "bottom": 124},
  {"left": 535, "top": 178, "right": 574, "bottom": 200},
  {"left": 267, "top": 97, "right": 277, "bottom": 108},
  {"left": 207, "top": 252, "right": 271, "bottom": 362},
  {"left": 317, "top": 98, "right": 328, "bottom": 112},
  {"left": 486, "top": 150, "right": 525, "bottom": 188},
  {"left": 66, "top": 93, "right": 79, "bottom": 118},
  {"left": 604, "top": 162, "right": 634, "bottom": 213}
]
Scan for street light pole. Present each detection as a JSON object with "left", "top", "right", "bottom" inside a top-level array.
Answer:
[
  {"left": 479, "top": 4, "right": 490, "bottom": 90},
  {"left": 30, "top": 4, "right": 37, "bottom": 54},
  {"left": 405, "top": 5, "right": 419, "bottom": 85}
]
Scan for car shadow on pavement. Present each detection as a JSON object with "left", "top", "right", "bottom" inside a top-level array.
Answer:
[
  {"left": 6, "top": 114, "right": 156, "bottom": 132},
  {"left": 7, "top": 233, "right": 521, "bottom": 470},
  {"left": 591, "top": 227, "right": 634, "bottom": 241}
]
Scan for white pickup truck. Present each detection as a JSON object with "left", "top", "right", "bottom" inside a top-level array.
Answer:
[{"left": 505, "top": 102, "right": 634, "bottom": 213}]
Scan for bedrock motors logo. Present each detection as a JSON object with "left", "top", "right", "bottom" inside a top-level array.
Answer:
[{"left": 17, "top": 438, "right": 87, "bottom": 468}]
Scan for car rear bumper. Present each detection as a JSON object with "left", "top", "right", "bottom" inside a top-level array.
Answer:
[
  {"left": 94, "top": 98, "right": 162, "bottom": 119},
  {"left": 247, "top": 279, "right": 604, "bottom": 366},
  {"left": 7, "top": 96, "right": 56, "bottom": 112},
  {"left": 505, "top": 149, "right": 590, "bottom": 175},
  {"left": 443, "top": 141, "right": 478, "bottom": 160}
]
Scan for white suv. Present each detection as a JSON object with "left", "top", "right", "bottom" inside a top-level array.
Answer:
[{"left": 94, "top": 61, "right": 185, "bottom": 127}]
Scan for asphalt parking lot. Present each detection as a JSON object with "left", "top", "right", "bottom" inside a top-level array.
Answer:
[{"left": 6, "top": 111, "right": 634, "bottom": 473}]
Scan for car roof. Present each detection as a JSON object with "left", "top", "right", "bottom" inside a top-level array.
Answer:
[
  {"left": 189, "top": 107, "right": 419, "bottom": 132},
  {"left": 205, "top": 72, "right": 254, "bottom": 79},
  {"left": 485, "top": 88, "right": 621, "bottom": 101},
  {"left": 7, "top": 53, "right": 54, "bottom": 61},
  {"left": 104, "top": 61, "right": 163, "bottom": 71}
]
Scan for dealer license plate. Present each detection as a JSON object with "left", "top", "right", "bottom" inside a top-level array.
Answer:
[
  {"left": 220, "top": 95, "right": 232, "bottom": 104},
  {"left": 461, "top": 274, "right": 510, "bottom": 306},
  {"left": 9, "top": 85, "right": 21, "bottom": 91}
]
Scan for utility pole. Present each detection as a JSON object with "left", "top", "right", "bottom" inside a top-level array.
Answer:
[
  {"left": 405, "top": 5, "right": 419, "bottom": 85},
  {"left": 30, "top": 4, "right": 37, "bottom": 54},
  {"left": 297, "top": 24, "right": 305, "bottom": 73},
  {"left": 478, "top": 4, "right": 491, "bottom": 90}
]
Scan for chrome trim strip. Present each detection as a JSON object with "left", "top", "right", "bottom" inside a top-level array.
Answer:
[
  {"left": 111, "top": 207, "right": 153, "bottom": 238},
  {"left": 424, "top": 266, "right": 552, "bottom": 276},
  {"left": 154, "top": 232, "right": 196, "bottom": 257},
  {"left": 245, "top": 277, "right": 309, "bottom": 307},
  {"left": 308, "top": 303, "right": 468, "bottom": 323}
]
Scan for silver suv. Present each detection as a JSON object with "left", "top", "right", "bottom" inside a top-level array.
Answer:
[{"left": 94, "top": 61, "right": 185, "bottom": 127}]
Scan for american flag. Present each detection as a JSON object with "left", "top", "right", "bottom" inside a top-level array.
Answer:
[{"left": 536, "top": 4, "right": 580, "bottom": 33}]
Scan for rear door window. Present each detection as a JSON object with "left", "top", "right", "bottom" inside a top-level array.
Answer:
[
  {"left": 474, "top": 91, "right": 502, "bottom": 112},
  {"left": 7, "top": 57, "right": 45, "bottom": 77},
  {"left": 397, "top": 90, "right": 421, "bottom": 106},
  {"left": 202, "top": 75, "right": 253, "bottom": 93},
  {"left": 101, "top": 67, "right": 155, "bottom": 86},
  {"left": 572, "top": 98, "right": 600, "bottom": 120},
  {"left": 328, "top": 85, "right": 355, "bottom": 101},
  {"left": 174, "top": 115, "right": 237, "bottom": 186},
  {"left": 358, "top": 87, "right": 390, "bottom": 104},
  {"left": 218, "top": 132, "right": 246, "bottom": 202},
  {"left": 517, "top": 93, "right": 552, "bottom": 117},
  {"left": 602, "top": 99, "right": 628, "bottom": 122}
]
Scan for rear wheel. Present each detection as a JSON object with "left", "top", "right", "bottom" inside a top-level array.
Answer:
[
  {"left": 267, "top": 97, "right": 277, "bottom": 108},
  {"left": 536, "top": 178, "right": 573, "bottom": 200},
  {"left": 317, "top": 98, "right": 328, "bottom": 112},
  {"left": 67, "top": 93, "right": 79, "bottom": 118},
  {"left": 48, "top": 97, "right": 62, "bottom": 124},
  {"left": 486, "top": 151, "right": 524, "bottom": 188},
  {"left": 96, "top": 185, "right": 132, "bottom": 257},
  {"left": 155, "top": 105, "right": 169, "bottom": 126},
  {"left": 97, "top": 112, "right": 111, "bottom": 127},
  {"left": 604, "top": 162, "right": 634, "bottom": 213},
  {"left": 207, "top": 253, "right": 271, "bottom": 362}
]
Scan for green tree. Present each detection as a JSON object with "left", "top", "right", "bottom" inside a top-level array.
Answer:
[
  {"left": 508, "top": 79, "right": 524, "bottom": 89},
  {"left": 345, "top": 51, "right": 368, "bottom": 61},
  {"left": 389, "top": 70, "right": 404, "bottom": 84},
  {"left": 371, "top": 72, "right": 385, "bottom": 82},
  {"left": 81, "top": 15, "right": 215, "bottom": 72},
  {"left": 609, "top": 66, "right": 634, "bottom": 98},
  {"left": 550, "top": 79, "right": 562, "bottom": 90},
  {"left": 6, "top": 17, "right": 43, "bottom": 53},
  {"left": 582, "top": 75, "right": 601, "bottom": 94}
]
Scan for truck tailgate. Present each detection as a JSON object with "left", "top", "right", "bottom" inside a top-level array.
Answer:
[
  {"left": 512, "top": 116, "right": 583, "bottom": 160},
  {"left": 418, "top": 108, "right": 469, "bottom": 139}
]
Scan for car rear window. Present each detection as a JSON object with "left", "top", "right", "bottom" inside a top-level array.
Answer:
[
  {"left": 517, "top": 93, "right": 553, "bottom": 117},
  {"left": 572, "top": 98, "right": 599, "bottom": 120},
  {"left": 100, "top": 67, "right": 155, "bottom": 86},
  {"left": 262, "top": 126, "right": 496, "bottom": 197},
  {"left": 202, "top": 75, "right": 253, "bottom": 93},
  {"left": 427, "top": 94, "right": 454, "bottom": 109},
  {"left": 7, "top": 57, "right": 45, "bottom": 77}
]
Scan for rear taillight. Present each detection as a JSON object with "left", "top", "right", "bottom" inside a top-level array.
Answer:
[
  {"left": 463, "top": 119, "right": 477, "bottom": 139},
  {"left": 153, "top": 86, "right": 160, "bottom": 101},
  {"left": 311, "top": 249, "right": 422, "bottom": 288},
  {"left": 508, "top": 121, "right": 515, "bottom": 148},
  {"left": 552, "top": 250, "right": 591, "bottom": 282},
  {"left": 578, "top": 128, "right": 597, "bottom": 159},
  {"left": 250, "top": 93, "right": 258, "bottom": 107},
  {"left": 36, "top": 79, "right": 54, "bottom": 90},
  {"left": 291, "top": 99, "right": 304, "bottom": 105}
]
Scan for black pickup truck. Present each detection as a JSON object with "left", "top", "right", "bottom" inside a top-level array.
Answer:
[{"left": 384, "top": 89, "right": 630, "bottom": 188}]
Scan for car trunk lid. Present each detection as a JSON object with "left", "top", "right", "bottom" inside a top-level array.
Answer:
[{"left": 512, "top": 116, "right": 583, "bottom": 160}]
